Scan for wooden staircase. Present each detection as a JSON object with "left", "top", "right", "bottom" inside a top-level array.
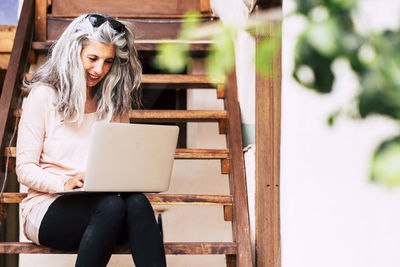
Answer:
[{"left": 0, "top": 0, "right": 252, "bottom": 266}]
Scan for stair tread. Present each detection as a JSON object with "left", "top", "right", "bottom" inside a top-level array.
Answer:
[
  {"left": 32, "top": 40, "right": 211, "bottom": 51},
  {"left": 22, "top": 74, "right": 225, "bottom": 98},
  {"left": 141, "top": 74, "right": 225, "bottom": 88},
  {"left": 5, "top": 147, "right": 229, "bottom": 159},
  {"left": 23, "top": 74, "right": 224, "bottom": 87},
  {"left": 129, "top": 110, "right": 227, "bottom": 122},
  {"left": 47, "top": 14, "right": 216, "bottom": 19},
  {"left": 0, "top": 241, "right": 237, "bottom": 255},
  {"left": 0, "top": 193, "right": 232, "bottom": 205},
  {"left": 13, "top": 109, "right": 227, "bottom": 121}
]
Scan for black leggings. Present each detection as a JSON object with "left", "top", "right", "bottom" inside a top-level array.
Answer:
[{"left": 38, "top": 193, "right": 166, "bottom": 267}]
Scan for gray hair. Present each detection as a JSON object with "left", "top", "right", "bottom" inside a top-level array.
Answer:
[{"left": 25, "top": 14, "right": 142, "bottom": 124}]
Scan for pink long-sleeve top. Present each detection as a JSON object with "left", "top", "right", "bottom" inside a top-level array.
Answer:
[{"left": 16, "top": 83, "right": 122, "bottom": 244}]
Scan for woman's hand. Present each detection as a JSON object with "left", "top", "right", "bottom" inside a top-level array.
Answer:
[{"left": 64, "top": 173, "right": 85, "bottom": 191}]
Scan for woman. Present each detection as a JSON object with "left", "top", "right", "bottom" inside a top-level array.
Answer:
[{"left": 16, "top": 14, "right": 166, "bottom": 267}]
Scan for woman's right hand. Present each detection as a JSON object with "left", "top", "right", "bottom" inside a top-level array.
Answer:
[{"left": 64, "top": 174, "right": 85, "bottom": 191}]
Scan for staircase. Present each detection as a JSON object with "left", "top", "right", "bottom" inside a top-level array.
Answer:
[{"left": 0, "top": 0, "right": 252, "bottom": 266}]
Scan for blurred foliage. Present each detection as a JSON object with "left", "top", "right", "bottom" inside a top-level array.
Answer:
[
  {"left": 206, "top": 24, "right": 236, "bottom": 78},
  {"left": 371, "top": 137, "right": 400, "bottom": 188},
  {"left": 155, "top": 11, "right": 281, "bottom": 80},
  {"left": 293, "top": 0, "right": 400, "bottom": 187},
  {"left": 154, "top": 12, "right": 200, "bottom": 73}
]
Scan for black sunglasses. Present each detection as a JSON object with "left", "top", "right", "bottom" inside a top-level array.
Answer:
[{"left": 85, "top": 14, "right": 126, "bottom": 34}]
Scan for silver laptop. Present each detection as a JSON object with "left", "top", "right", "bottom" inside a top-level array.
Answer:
[{"left": 58, "top": 122, "right": 179, "bottom": 194}]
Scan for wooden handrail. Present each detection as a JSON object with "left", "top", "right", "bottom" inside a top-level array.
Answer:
[
  {"left": 0, "top": 0, "right": 35, "bottom": 169},
  {"left": 224, "top": 71, "right": 253, "bottom": 265}
]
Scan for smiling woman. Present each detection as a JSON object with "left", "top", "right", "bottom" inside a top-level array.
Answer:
[
  {"left": 80, "top": 41, "right": 115, "bottom": 113},
  {"left": 16, "top": 14, "right": 167, "bottom": 267},
  {"left": 25, "top": 13, "right": 142, "bottom": 124},
  {"left": 81, "top": 42, "right": 115, "bottom": 89}
]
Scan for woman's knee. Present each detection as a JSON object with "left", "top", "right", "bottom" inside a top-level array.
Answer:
[
  {"left": 125, "top": 193, "right": 153, "bottom": 214},
  {"left": 93, "top": 194, "right": 126, "bottom": 220}
]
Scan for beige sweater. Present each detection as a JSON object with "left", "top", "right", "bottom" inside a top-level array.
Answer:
[{"left": 16, "top": 84, "right": 122, "bottom": 244}]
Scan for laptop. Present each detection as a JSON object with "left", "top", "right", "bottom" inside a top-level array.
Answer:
[{"left": 57, "top": 122, "right": 179, "bottom": 194}]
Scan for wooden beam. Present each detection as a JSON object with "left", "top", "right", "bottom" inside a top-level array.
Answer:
[
  {"left": 255, "top": 20, "right": 282, "bottom": 267},
  {"left": 0, "top": 0, "right": 34, "bottom": 172}
]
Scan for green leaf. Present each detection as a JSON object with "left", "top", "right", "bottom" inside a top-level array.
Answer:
[
  {"left": 293, "top": 36, "right": 335, "bottom": 93},
  {"left": 371, "top": 136, "right": 400, "bottom": 188},
  {"left": 256, "top": 37, "right": 280, "bottom": 77},
  {"left": 181, "top": 11, "right": 201, "bottom": 39},
  {"left": 329, "top": 0, "right": 357, "bottom": 11},
  {"left": 154, "top": 43, "right": 189, "bottom": 73},
  {"left": 296, "top": 0, "right": 322, "bottom": 15},
  {"left": 306, "top": 18, "right": 341, "bottom": 57},
  {"left": 206, "top": 26, "right": 236, "bottom": 77},
  {"left": 326, "top": 109, "right": 340, "bottom": 127}
]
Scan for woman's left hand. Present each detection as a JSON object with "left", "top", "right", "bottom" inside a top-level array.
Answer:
[{"left": 64, "top": 173, "right": 85, "bottom": 191}]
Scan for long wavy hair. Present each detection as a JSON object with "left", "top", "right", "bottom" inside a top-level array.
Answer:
[{"left": 24, "top": 13, "right": 142, "bottom": 124}]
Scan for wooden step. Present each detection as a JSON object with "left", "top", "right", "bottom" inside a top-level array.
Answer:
[
  {"left": 23, "top": 74, "right": 225, "bottom": 89},
  {"left": 5, "top": 148, "right": 231, "bottom": 175},
  {"left": 129, "top": 110, "right": 227, "bottom": 122},
  {"left": 5, "top": 147, "right": 229, "bottom": 159},
  {"left": 32, "top": 40, "right": 212, "bottom": 52},
  {"left": 141, "top": 74, "right": 225, "bottom": 89},
  {"left": 47, "top": 14, "right": 216, "bottom": 19},
  {"left": 13, "top": 109, "right": 227, "bottom": 122},
  {"left": 45, "top": 15, "right": 215, "bottom": 43},
  {"left": 21, "top": 74, "right": 226, "bottom": 99},
  {"left": 0, "top": 193, "right": 232, "bottom": 206},
  {"left": 0, "top": 241, "right": 237, "bottom": 255}
]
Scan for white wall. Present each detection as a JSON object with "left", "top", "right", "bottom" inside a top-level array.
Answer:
[{"left": 281, "top": 1, "right": 400, "bottom": 267}]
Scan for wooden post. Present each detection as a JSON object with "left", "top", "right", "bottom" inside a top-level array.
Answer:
[
  {"left": 199, "top": 0, "right": 212, "bottom": 13},
  {"left": 255, "top": 17, "right": 282, "bottom": 267},
  {"left": 35, "top": 0, "right": 47, "bottom": 41}
]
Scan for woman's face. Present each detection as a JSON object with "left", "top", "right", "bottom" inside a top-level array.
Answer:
[{"left": 80, "top": 41, "right": 115, "bottom": 89}]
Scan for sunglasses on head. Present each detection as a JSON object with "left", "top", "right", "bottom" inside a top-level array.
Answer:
[{"left": 85, "top": 14, "right": 126, "bottom": 34}]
